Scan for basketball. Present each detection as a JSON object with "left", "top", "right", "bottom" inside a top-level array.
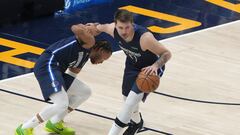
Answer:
[{"left": 136, "top": 71, "right": 160, "bottom": 93}]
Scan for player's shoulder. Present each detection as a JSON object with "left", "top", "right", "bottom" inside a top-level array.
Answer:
[
  {"left": 140, "top": 31, "right": 154, "bottom": 41},
  {"left": 139, "top": 31, "right": 156, "bottom": 48}
]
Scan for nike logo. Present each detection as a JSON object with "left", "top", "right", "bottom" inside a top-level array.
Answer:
[{"left": 54, "top": 127, "right": 64, "bottom": 132}]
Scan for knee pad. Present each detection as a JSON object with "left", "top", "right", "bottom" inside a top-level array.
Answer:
[
  {"left": 54, "top": 102, "right": 68, "bottom": 113},
  {"left": 50, "top": 90, "right": 69, "bottom": 112},
  {"left": 68, "top": 78, "right": 92, "bottom": 100}
]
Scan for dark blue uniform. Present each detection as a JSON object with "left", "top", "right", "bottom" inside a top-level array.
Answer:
[
  {"left": 34, "top": 36, "right": 90, "bottom": 101},
  {"left": 114, "top": 24, "right": 165, "bottom": 100}
]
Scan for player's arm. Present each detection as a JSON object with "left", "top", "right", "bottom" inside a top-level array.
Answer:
[
  {"left": 96, "top": 23, "right": 115, "bottom": 37},
  {"left": 85, "top": 22, "right": 115, "bottom": 37},
  {"left": 71, "top": 24, "right": 95, "bottom": 49},
  {"left": 67, "top": 67, "right": 81, "bottom": 77},
  {"left": 140, "top": 32, "right": 172, "bottom": 75}
]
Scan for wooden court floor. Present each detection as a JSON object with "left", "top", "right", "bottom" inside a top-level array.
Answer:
[{"left": 0, "top": 21, "right": 240, "bottom": 135}]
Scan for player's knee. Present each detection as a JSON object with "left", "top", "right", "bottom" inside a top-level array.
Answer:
[
  {"left": 50, "top": 90, "right": 69, "bottom": 112},
  {"left": 81, "top": 84, "right": 92, "bottom": 100},
  {"left": 123, "top": 92, "right": 143, "bottom": 112},
  {"left": 73, "top": 79, "right": 92, "bottom": 99},
  {"left": 54, "top": 100, "right": 69, "bottom": 112}
]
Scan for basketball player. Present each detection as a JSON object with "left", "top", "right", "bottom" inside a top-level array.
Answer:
[
  {"left": 87, "top": 9, "right": 171, "bottom": 135},
  {"left": 15, "top": 24, "right": 112, "bottom": 135}
]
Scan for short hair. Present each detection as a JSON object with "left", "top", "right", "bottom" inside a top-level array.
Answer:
[
  {"left": 114, "top": 9, "right": 133, "bottom": 23},
  {"left": 92, "top": 40, "right": 112, "bottom": 53}
]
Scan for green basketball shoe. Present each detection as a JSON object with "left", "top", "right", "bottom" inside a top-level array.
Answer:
[
  {"left": 15, "top": 124, "right": 34, "bottom": 135},
  {"left": 45, "top": 120, "right": 75, "bottom": 135}
]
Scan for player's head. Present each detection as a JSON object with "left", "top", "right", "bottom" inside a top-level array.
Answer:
[
  {"left": 89, "top": 40, "right": 112, "bottom": 64},
  {"left": 114, "top": 9, "right": 134, "bottom": 39}
]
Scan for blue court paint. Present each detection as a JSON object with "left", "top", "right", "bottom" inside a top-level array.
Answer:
[{"left": 0, "top": 0, "right": 240, "bottom": 79}]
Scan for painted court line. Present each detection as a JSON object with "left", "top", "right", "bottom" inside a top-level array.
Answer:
[
  {"left": 1, "top": 20, "right": 239, "bottom": 83},
  {"left": 0, "top": 88, "right": 172, "bottom": 135}
]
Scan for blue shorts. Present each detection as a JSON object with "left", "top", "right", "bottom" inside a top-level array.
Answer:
[
  {"left": 122, "top": 64, "right": 165, "bottom": 102},
  {"left": 34, "top": 52, "right": 74, "bottom": 101}
]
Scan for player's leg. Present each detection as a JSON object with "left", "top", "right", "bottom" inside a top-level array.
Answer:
[
  {"left": 108, "top": 83, "right": 144, "bottom": 135},
  {"left": 15, "top": 53, "right": 70, "bottom": 135},
  {"left": 108, "top": 67, "right": 144, "bottom": 135},
  {"left": 108, "top": 90, "right": 144, "bottom": 135},
  {"left": 121, "top": 96, "right": 144, "bottom": 135},
  {"left": 45, "top": 74, "right": 91, "bottom": 135},
  {"left": 15, "top": 89, "right": 69, "bottom": 135},
  {"left": 122, "top": 66, "right": 166, "bottom": 135},
  {"left": 50, "top": 75, "right": 91, "bottom": 124},
  {"left": 123, "top": 104, "right": 144, "bottom": 135}
]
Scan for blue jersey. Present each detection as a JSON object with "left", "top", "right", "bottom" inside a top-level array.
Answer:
[
  {"left": 45, "top": 36, "right": 90, "bottom": 72},
  {"left": 114, "top": 24, "right": 158, "bottom": 69}
]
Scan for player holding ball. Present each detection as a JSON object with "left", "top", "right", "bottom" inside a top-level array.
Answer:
[{"left": 87, "top": 9, "right": 171, "bottom": 135}]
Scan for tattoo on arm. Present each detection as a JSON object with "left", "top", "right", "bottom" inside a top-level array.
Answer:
[{"left": 154, "top": 51, "right": 171, "bottom": 68}]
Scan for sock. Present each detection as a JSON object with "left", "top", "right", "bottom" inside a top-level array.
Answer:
[
  {"left": 108, "top": 91, "right": 144, "bottom": 135},
  {"left": 22, "top": 116, "right": 40, "bottom": 129},
  {"left": 117, "top": 91, "right": 143, "bottom": 123},
  {"left": 108, "top": 123, "right": 123, "bottom": 135},
  {"left": 50, "top": 110, "right": 68, "bottom": 124},
  {"left": 131, "top": 111, "right": 141, "bottom": 124},
  {"left": 22, "top": 89, "right": 68, "bottom": 129},
  {"left": 131, "top": 104, "right": 141, "bottom": 123}
]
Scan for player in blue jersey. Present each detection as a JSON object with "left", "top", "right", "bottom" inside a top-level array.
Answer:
[
  {"left": 87, "top": 9, "right": 172, "bottom": 135},
  {"left": 15, "top": 24, "right": 112, "bottom": 135}
]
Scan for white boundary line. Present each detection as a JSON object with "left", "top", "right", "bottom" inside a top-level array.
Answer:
[
  {"left": 0, "top": 73, "right": 34, "bottom": 83},
  {"left": 0, "top": 20, "right": 239, "bottom": 83}
]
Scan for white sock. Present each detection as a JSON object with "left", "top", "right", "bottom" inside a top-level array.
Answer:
[
  {"left": 50, "top": 110, "right": 68, "bottom": 123},
  {"left": 108, "top": 91, "right": 144, "bottom": 135},
  {"left": 108, "top": 123, "right": 122, "bottom": 135},
  {"left": 131, "top": 106, "right": 141, "bottom": 123},
  {"left": 117, "top": 91, "right": 143, "bottom": 123},
  {"left": 22, "top": 116, "right": 39, "bottom": 129},
  {"left": 22, "top": 89, "right": 69, "bottom": 129}
]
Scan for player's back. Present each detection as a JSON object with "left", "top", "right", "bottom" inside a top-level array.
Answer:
[{"left": 39, "top": 36, "right": 90, "bottom": 72}]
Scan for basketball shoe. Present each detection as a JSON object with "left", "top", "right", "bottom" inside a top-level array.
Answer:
[
  {"left": 45, "top": 120, "right": 75, "bottom": 135},
  {"left": 123, "top": 114, "right": 144, "bottom": 135},
  {"left": 15, "top": 124, "right": 34, "bottom": 135}
]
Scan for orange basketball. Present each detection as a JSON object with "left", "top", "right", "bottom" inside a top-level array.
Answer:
[{"left": 136, "top": 71, "right": 160, "bottom": 93}]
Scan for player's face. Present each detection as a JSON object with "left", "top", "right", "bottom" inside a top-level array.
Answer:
[
  {"left": 90, "top": 50, "right": 112, "bottom": 64},
  {"left": 115, "top": 20, "right": 134, "bottom": 40}
]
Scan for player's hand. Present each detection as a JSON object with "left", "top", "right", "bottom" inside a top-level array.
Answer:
[
  {"left": 141, "top": 64, "right": 159, "bottom": 75},
  {"left": 72, "top": 24, "right": 91, "bottom": 36},
  {"left": 85, "top": 22, "right": 99, "bottom": 26},
  {"left": 85, "top": 25, "right": 100, "bottom": 36}
]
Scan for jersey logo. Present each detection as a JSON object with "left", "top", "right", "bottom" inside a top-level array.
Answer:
[
  {"left": 69, "top": 60, "right": 77, "bottom": 67},
  {"left": 131, "top": 47, "right": 138, "bottom": 50},
  {"left": 119, "top": 45, "right": 141, "bottom": 63},
  {"left": 51, "top": 80, "right": 60, "bottom": 88}
]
